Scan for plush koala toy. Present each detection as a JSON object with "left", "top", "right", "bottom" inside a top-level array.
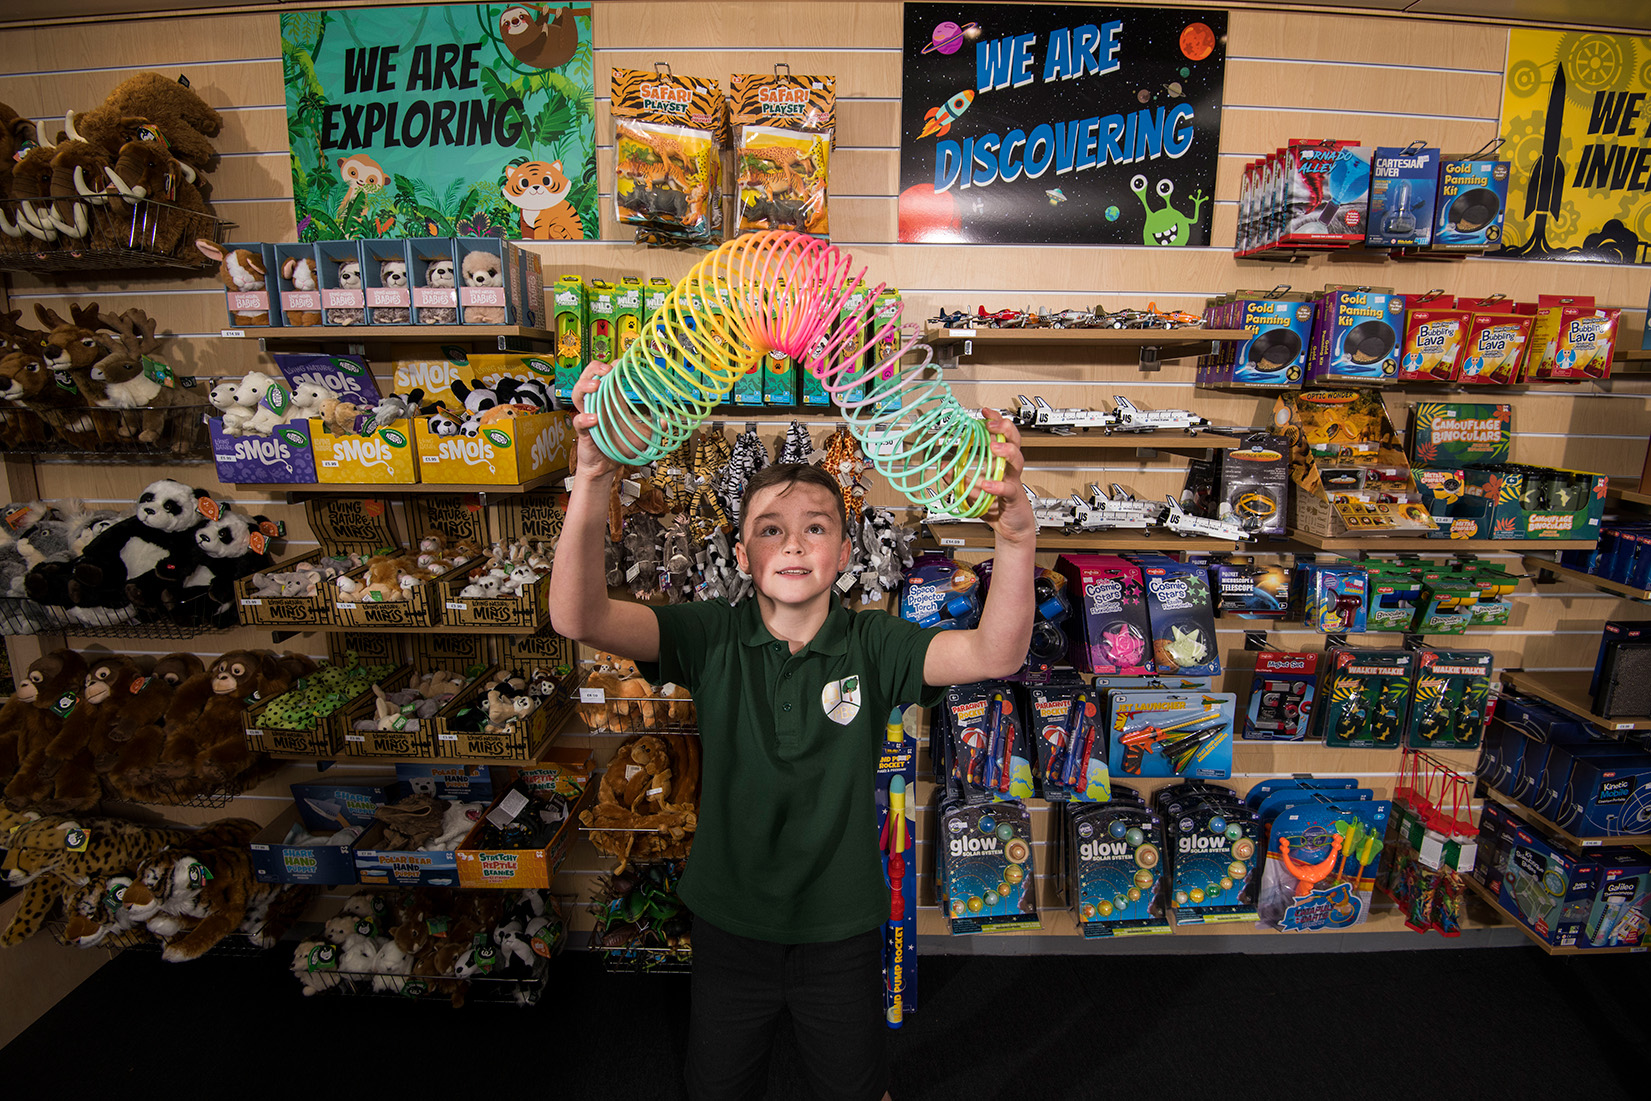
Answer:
[
  {"left": 371, "top": 258, "right": 410, "bottom": 324},
  {"left": 460, "top": 250, "right": 507, "bottom": 324}
]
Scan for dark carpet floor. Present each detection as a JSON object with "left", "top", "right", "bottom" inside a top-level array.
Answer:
[{"left": 2, "top": 945, "right": 1644, "bottom": 1099}]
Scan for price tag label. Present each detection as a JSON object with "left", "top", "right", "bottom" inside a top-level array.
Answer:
[
  {"left": 240, "top": 598, "right": 262, "bottom": 606},
  {"left": 939, "top": 537, "right": 965, "bottom": 547},
  {"left": 446, "top": 601, "right": 468, "bottom": 611},
  {"left": 438, "top": 733, "right": 457, "bottom": 742},
  {"left": 246, "top": 728, "right": 263, "bottom": 739},
  {"left": 336, "top": 602, "right": 358, "bottom": 610},
  {"left": 220, "top": 329, "right": 245, "bottom": 338},
  {"left": 579, "top": 687, "right": 606, "bottom": 704},
  {"left": 345, "top": 734, "right": 364, "bottom": 743}
]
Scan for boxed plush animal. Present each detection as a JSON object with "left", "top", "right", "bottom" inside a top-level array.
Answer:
[
  {"left": 317, "top": 240, "right": 368, "bottom": 326},
  {"left": 441, "top": 496, "right": 561, "bottom": 629},
  {"left": 211, "top": 419, "right": 316, "bottom": 486},
  {"left": 411, "top": 241, "right": 460, "bottom": 326},
  {"left": 414, "top": 409, "right": 572, "bottom": 486},
  {"left": 456, "top": 758, "right": 595, "bottom": 888},
  {"left": 361, "top": 239, "right": 413, "bottom": 325},
  {"left": 273, "top": 243, "right": 323, "bottom": 327},
  {"left": 341, "top": 666, "right": 436, "bottom": 759},
  {"left": 456, "top": 237, "right": 511, "bottom": 325},
  {"left": 245, "top": 647, "right": 401, "bottom": 758},
  {"left": 310, "top": 417, "right": 417, "bottom": 484},
  {"left": 202, "top": 241, "right": 281, "bottom": 329},
  {"left": 341, "top": 632, "right": 492, "bottom": 759}
]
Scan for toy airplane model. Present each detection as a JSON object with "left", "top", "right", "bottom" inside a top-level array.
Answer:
[
  {"left": 1160, "top": 497, "right": 1252, "bottom": 541},
  {"left": 1102, "top": 396, "right": 1211, "bottom": 435},
  {"left": 1065, "top": 483, "right": 1163, "bottom": 532}
]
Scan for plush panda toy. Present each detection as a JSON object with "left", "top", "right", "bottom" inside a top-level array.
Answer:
[
  {"left": 177, "top": 507, "right": 276, "bottom": 625},
  {"left": 70, "top": 479, "right": 209, "bottom": 624},
  {"left": 449, "top": 380, "right": 498, "bottom": 436}
]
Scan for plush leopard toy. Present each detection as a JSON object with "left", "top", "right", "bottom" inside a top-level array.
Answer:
[{"left": 1, "top": 815, "right": 186, "bottom": 946}]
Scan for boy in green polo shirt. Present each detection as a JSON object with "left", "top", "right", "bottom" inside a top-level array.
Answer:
[{"left": 551, "top": 361, "right": 1035, "bottom": 1101}]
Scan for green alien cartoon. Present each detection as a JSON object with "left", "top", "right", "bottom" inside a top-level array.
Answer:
[{"left": 1131, "top": 174, "right": 1207, "bottom": 246}]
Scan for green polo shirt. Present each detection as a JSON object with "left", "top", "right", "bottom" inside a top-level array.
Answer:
[{"left": 644, "top": 597, "right": 942, "bottom": 943}]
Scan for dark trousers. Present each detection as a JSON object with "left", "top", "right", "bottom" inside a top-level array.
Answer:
[{"left": 685, "top": 915, "right": 887, "bottom": 1101}]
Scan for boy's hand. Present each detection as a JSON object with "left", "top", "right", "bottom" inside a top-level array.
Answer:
[
  {"left": 571, "top": 360, "right": 655, "bottom": 479},
  {"left": 972, "top": 408, "right": 1036, "bottom": 545}
]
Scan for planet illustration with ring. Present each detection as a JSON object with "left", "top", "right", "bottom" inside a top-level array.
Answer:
[{"left": 922, "top": 21, "right": 982, "bottom": 55}]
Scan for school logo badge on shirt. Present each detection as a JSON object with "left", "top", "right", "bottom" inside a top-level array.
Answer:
[{"left": 821, "top": 675, "right": 862, "bottom": 725}]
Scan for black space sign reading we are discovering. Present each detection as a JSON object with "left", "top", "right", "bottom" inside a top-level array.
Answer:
[{"left": 898, "top": 4, "right": 1226, "bottom": 247}]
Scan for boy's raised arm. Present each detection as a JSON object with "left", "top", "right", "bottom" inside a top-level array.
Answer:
[
  {"left": 547, "top": 362, "right": 661, "bottom": 662},
  {"left": 923, "top": 409, "right": 1037, "bottom": 686}
]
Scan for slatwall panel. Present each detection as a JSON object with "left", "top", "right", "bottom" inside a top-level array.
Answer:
[{"left": 2, "top": 2, "right": 1649, "bottom": 986}]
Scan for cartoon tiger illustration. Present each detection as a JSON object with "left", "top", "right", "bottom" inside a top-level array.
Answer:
[{"left": 502, "top": 159, "right": 584, "bottom": 240}]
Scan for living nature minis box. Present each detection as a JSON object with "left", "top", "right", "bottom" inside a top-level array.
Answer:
[
  {"left": 211, "top": 419, "right": 316, "bottom": 486},
  {"left": 429, "top": 663, "right": 580, "bottom": 763},
  {"left": 456, "top": 762, "right": 595, "bottom": 890},
  {"left": 413, "top": 410, "right": 572, "bottom": 486},
  {"left": 441, "top": 495, "right": 563, "bottom": 630},
  {"left": 236, "top": 499, "right": 402, "bottom": 629},
  {"left": 334, "top": 495, "right": 488, "bottom": 630},
  {"left": 310, "top": 417, "right": 417, "bottom": 484},
  {"left": 1233, "top": 295, "right": 1315, "bottom": 387}
]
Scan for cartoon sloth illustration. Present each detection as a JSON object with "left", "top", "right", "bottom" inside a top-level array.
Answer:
[
  {"left": 498, "top": 4, "right": 591, "bottom": 71},
  {"left": 336, "top": 152, "right": 389, "bottom": 218}
]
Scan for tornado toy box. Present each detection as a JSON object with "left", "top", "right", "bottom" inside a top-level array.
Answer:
[
  {"left": 1055, "top": 554, "right": 1152, "bottom": 675},
  {"left": 935, "top": 796, "right": 1040, "bottom": 934}
]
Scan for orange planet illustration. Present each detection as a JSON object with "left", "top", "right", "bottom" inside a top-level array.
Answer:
[{"left": 1180, "top": 22, "right": 1215, "bottom": 62}]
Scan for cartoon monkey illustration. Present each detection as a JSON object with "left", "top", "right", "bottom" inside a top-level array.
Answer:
[
  {"left": 498, "top": 4, "right": 591, "bottom": 71},
  {"left": 336, "top": 152, "right": 389, "bottom": 219}
]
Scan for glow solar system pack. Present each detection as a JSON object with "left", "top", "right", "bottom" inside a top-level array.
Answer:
[
  {"left": 934, "top": 795, "right": 1039, "bottom": 934},
  {"left": 1060, "top": 792, "right": 1171, "bottom": 937},
  {"left": 1154, "top": 782, "right": 1261, "bottom": 924}
]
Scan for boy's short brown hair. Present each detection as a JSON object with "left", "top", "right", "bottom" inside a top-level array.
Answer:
[{"left": 739, "top": 463, "right": 849, "bottom": 541}]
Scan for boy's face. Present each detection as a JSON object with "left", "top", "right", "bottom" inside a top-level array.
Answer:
[{"left": 736, "top": 482, "right": 852, "bottom": 605}]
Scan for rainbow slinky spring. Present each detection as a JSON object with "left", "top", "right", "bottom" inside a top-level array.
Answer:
[{"left": 588, "top": 230, "right": 1003, "bottom": 518}]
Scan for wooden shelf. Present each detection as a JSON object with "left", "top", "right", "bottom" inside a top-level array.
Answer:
[
  {"left": 920, "top": 523, "right": 1250, "bottom": 553},
  {"left": 234, "top": 470, "right": 566, "bottom": 497},
  {"left": 923, "top": 326, "right": 1250, "bottom": 364},
  {"left": 1523, "top": 556, "right": 1651, "bottom": 601},
  {"left": 1017, "top": 430, "right": 1244, "bottom": 456},
  {"left": 221, "top": 324, "right": 555, "bottom": 347},
  {"left": 1481, "top": 787, "right": 1651, "bottom": 852},
  {"left": 268, "top": 622, "right": 545, "bottom": 637},
  {"left": 1462, "top": 876, "right": 1646, "bottom": 955},
  {"left": 1500, "top": 669, "right": 1651, "bottom": 732},
  {"left": 1288, "top": 530, "right": 1598, "bottom": 552},
  {"left": 1608, "top": 484, "right": 1651, "bottom": 508},
  {"left": 916, "top": 896, "right": 1486, "bottom": 939}
]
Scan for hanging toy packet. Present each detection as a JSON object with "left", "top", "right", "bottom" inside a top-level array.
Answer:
[
  {"left": 730, "top": 70, "right": 834, "bottom": 238},
  {"left": 610, "top": 67, "right": 727, "bottom": 247}
]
